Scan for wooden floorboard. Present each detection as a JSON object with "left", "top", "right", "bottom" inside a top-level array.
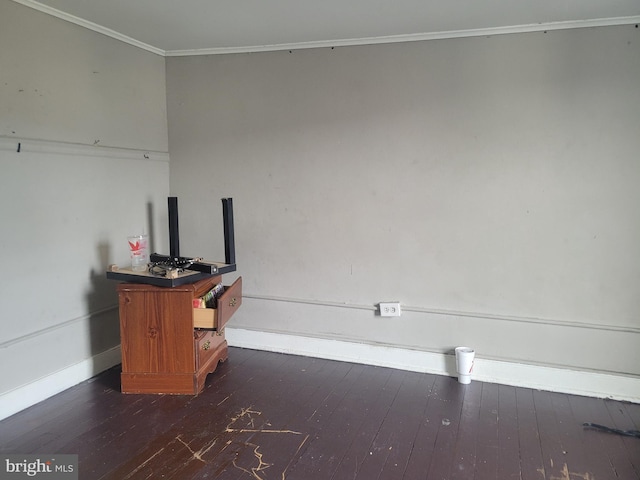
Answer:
[
  {"left": 515, "top": 388, "right": 546, "bottom": 480},
  {"left": 570, "top": 395, "right": 636, "bottom": 480},
  {"left": 1, "top": 347, "right": 638, "bottom": 480},
  {"left": 605, "top": 398, "right": 640, "bottom": 478},
  {"left": 474, "top": 383, "right": 499, "bottom": 480},
  {"left": 424, "top": 375, "right": 467, "bottom": 479},
  {"left": 378, "top": 371, "right": 436, "bottom": 480},
  {"left": 533, "top": 390, "right": 563, "bottom": 479},
  {"left": 401, "top": 374, "right": 439, "bottom": 479},
  {"left": 296, "top": 361, "right": 394, "bottom": 480},
  {"left": 449, "top": 380, "right": 482, "bottom": 479},
  {"left": 495, "top": 384, "right": 521, "bottom": 480}
]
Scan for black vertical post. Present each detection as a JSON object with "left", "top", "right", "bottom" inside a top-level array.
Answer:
[
  {"left": 168, "top": 197, "right": 180, "bottom": 258},
  {"left": 222, "top": 198, "right": 235, "bottom": 265}
]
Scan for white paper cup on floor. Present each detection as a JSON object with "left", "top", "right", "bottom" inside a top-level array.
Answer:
[{"left": 455, "top": 347, "right": 475, "bottom": 384}]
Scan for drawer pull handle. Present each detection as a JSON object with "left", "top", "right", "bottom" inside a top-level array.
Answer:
[
  {"left": 202, "top": 340, "right": 211, "bottom": 351},
  {"left": 229, "top": 297, "right": 237, "bottom": 307}
]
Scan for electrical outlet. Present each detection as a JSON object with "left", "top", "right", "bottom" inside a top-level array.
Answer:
[{"left": 379, "top": 302, "right": 401, "bottom": 317}]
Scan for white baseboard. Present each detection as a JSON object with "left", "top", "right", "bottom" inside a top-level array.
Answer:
[
  {"left": 0, "top": 346, "right": 122, "bottom": 421},
  {"left": 2, "top": 329, "right": 637, "bottom": 422},
  {"left": 225, "top": 327, "right": 640, "bottom": 403}
]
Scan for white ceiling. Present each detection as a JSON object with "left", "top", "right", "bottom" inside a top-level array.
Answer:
[{"left": 14, "top": 0, "right": 640, "bottom": 55}]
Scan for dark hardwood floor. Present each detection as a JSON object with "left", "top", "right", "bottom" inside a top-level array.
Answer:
[{"left": 1, "top": 347, "right": 639, "bottom": 479}]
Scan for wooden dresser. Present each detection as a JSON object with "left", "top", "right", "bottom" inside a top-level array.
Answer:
[{"left": 116, "top": 275, "right": 242, "bottom": 394}]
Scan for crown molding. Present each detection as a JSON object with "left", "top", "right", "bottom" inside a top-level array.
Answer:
[
  {"left": 11, "top": 0, "right": 165, "bottom": 56},
  {"left": 11, "top": 0, "right": 640, "bottom": 57},
  {"left": 166, "top": 15, "right": 640, "bottom": 56}
]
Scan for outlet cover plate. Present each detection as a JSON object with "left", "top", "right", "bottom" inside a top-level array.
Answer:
[{"left": 379, "top": 302, "right": 401, "bottom": 317}]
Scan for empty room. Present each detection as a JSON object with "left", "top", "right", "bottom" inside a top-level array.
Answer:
[{"left": 1, "top": 0, "right": 639, "bottom": 478}]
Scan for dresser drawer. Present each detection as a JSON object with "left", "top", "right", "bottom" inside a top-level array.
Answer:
[
  {"left": 193, "top": 276, "right": 242, "bottom": 330},
  {"left": 194, "top": 330, "right": 225, "bottom": 370}
]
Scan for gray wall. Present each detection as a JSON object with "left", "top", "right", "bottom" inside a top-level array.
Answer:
[
  {"left": 0, "top": 1, "right": 169, "bottom": 399},
  {"left": 167, "top": 25, "right": 640, "bottom": 377},
  {"left": 1, "top": 0, "right": 638, "bottom": 413}
]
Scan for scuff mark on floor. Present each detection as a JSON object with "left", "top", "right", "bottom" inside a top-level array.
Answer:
[
  {"left": 226, "top": 406, "right": 304, "bottom": 435},
  {"left": 281, "top": 433, "right": 310, "bottom": 480},
  {"left": 121, "top": 447, "right": 165, "bottom": 480},
  {"left": 175, "top": 434, "right": 217, "bottom": 463},
  {"left": 232, "top": 442, "right": 273, "bottom": 480},
  {"left": 539, "top": 462, "right": 595, "bottom": 480},
  {"left": 225, "top": 406, "right": 262, "bottom": 432},
  {"left": 226, "top": 406, "right": 310, "bottom": 480}
]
